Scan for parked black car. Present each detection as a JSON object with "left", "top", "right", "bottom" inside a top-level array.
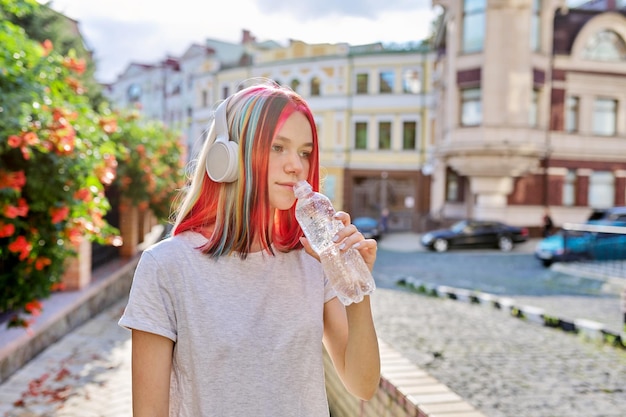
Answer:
[{"left": 421, "top": 219, "right": 529, "bottom": 252}]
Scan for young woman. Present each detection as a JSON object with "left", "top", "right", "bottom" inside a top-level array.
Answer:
[{"left": 119, "top": 81, "right": 380, "bottom": 416}]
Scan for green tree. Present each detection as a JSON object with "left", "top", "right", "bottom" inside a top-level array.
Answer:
[
  {"left": 6, "top": 0, "right": 106, "bottom": 108},
  {"left": 0, "top": 0, "right": 119, "bottom": 328}
]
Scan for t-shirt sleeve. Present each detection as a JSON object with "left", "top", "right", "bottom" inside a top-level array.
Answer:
[{"left": 118, "top": 250, "right": 178, "bottom": 342}]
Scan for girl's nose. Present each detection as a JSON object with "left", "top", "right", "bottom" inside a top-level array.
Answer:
[{"left": 285, "top": 152, "right": 303, "bottom": 174}]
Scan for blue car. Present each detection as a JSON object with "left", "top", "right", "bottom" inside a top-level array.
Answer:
[
  {"left": 535, "top": 208, "right": 626, "bottom": 267},
  {"left": 353, "top": 217, "right": 382, "bottom": 240}
]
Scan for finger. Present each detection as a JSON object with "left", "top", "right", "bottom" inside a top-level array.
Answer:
[
  {"left": 299, "top": 237, "right": 320, "bottom": 261},
  {"left": 333, "top": 211, "right": 351, "bottom": 226}
]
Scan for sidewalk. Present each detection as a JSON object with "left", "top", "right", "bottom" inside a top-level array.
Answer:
[{"left": 0, "top": 232, "right": 624, "bottom": 416}]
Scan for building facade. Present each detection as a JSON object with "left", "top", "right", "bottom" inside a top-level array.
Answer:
[
  {"left": 431, "top": 0, "right": 626, "bottom": 232},
  {"left": 104, "top": 31, "right": 437, "bottom": 232}
]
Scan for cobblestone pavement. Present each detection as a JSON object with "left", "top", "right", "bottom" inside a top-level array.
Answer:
[
  {"left": 0, "top": 299, "right": 131, "bottom": 417},
  {"left": 372, "top": 288, "right": 626, "bottom": 417}
]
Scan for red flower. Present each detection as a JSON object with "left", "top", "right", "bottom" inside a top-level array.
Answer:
[
  {"left": 4, "top": 198, "right": 29, "bottom": 218},
  {"left": 8, "top": 236, "right": 32, "bottom": 261},
  {"left": 0, "top": 170, "right": 26, "bottom": 191},
  {"left": 6, "top": 132, "right": 39, "bottom": 160},
  {"left": 98, "top": 116, "right": 118, "bottom": 134},
  {"left": 73, "top": 188, "right": 92, "bottom": 202},
  {"left": 62, "top": 57, "right": 86, "bottom": 74},
  {"left": 41, "top": 39, "right": 53, "bottom": 56},
  {"left": 49, "top": 206, "right": 69, "bottom": 224},
  {"left": 0, "top": 221, "right": 15, "bottom": 238},
  {"left": 65, "top": 77, "right": 85, "bottom": 95},
  {"left": 8, "top": 135, "right": 21, "bottom": 147},
  {"left": 22, "top": 132, "right": 39, "bottom": 146},
  {"left": 35, "top": 257, "right": 52, "bottom": 271},
  {"left": 24, "top": 300, "right": 43, "bottom": 317}
]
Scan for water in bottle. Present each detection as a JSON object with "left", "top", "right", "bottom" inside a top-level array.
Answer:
[{"left": 293, "top": 180, "right": 376, "bottom": 305}]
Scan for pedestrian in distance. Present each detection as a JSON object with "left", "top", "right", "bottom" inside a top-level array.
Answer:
[
  {"left": 118, "top": 80, "right": 381, "bottom": 416},
  {"left": 542, "top": 208, "right": 554, "bottom": 238}
]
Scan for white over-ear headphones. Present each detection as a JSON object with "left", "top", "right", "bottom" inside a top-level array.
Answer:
[{"left": 205, "top": 100, "right": 239, "bottom": 182}]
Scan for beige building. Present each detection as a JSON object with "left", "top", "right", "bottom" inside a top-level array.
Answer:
[
  {"left": 104, "top": 30, "right": 437, "bottom": 232},
  {"left": 430, "top": 0, "right": 626, "bottom": 232}
]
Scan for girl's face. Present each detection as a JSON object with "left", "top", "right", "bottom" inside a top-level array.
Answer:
[{"left": 267, "top": 111, "right": 314, "bottom": 211}]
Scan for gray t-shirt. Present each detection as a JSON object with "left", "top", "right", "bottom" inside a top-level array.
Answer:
[{"left": 119, "top": 231, "right": 336, "bottom": 416}]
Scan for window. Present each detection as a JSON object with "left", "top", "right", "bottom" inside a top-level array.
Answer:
[
  {"left": 461, "top": 87, "right": 482, "bottom": 126},
  {"left": 583, "top": 30, "right": 626, "bottom": 62},
  {"left": 355, "top": 122, "right": 368, "bottom": 149},
  {"left": 290, "top": 79, "right": 300, "bottom": 93},
  {"left": 127, "top": 83, "right": 142, "bottom": 102},
  {"left": 565, "top": 96, "right": 579, "bottom": 132},
  {"left": 588, "top": 171, "right": 614, "bottom": 209},
  {"left": 356, "top": 73, "right": 368, "bottom": 94},
  {"left": 378, "top": 122, "right": 392, "bottom": 149},
  {"left": 462, "top": 0, "right": 486, "bottom": 53},
  {"left": 202, "top": 90, "right": 208, "bottom": 108},
  {"left": 310, "top": 77, "right": 321, "bottom": 96},
  {"left": 379, "top": 71, "right": 394, "bottom": 93},
  {"left": 592, "top": 98, "right": 617, "bottom": 136},
  {"left": 403, "top": 69, "right": 421, "bottom": 94},
  {"left": 530, "top": 0, "right": 541, "bottom": 51},
  {"left": 446, "top": 169, "right": 463, "bottom": 202},
  {"left": 403, "top": 121, "right": 417, "bottom": 150},
  {"left": 562, "top": 169, "right": 576, "bottom": 206},
  {"left": 529, "top": 89, "right": 539, "bottom": 127}
]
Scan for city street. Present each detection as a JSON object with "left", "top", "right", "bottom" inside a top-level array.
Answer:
[
  {"left": 0, "top": 233, "right": 624, "bottom": 416},
  {"left": 374, "top": 234, "right": 623, "bottom": 332}
]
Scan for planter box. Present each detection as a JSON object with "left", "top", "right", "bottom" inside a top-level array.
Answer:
[
  {"left": 119, "top": 199, "right": 139, "bottom": 258},
  {"left": 62, "top": 237, "right": 92, "bottom": 290}
]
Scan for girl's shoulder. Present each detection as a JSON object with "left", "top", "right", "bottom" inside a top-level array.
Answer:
[{"left": 142, "top": 231, "right": 207, "bottom": 260}]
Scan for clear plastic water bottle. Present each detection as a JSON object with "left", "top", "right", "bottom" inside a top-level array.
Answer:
[{"left": 293, "top": 180, "right": 376, "bottom": 305}]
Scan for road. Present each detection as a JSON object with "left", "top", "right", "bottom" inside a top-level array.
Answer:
[{"left": 374, "top": 234, "right": 623, "bottom": 332}]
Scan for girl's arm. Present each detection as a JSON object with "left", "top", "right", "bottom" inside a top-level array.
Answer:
[
  {"left": 310, "top": 211, "right": 380, "bottom": 400},
  {"left": 131, "top": 329, "right": 174, "bottom": 416},
  {"left": 323, "top": 296, "right": 380, "bottom": 400}
]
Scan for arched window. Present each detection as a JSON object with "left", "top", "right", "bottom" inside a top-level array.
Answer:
[
  {"left": 582, "top": 30, "right": 626, "bottom": 61},
  {"left": 310, "top": 77, "right": 321, "bottom": 96},
  {"left": 290, "top": 78, "right": 300, "bottom": 93}
]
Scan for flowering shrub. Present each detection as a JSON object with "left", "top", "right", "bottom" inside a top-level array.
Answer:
[
  {"left": 110, "top": 111, "right": 186, "bottom": 221},
  {"left": 0, "top": 12, "right": 120, "bottom": 328}
]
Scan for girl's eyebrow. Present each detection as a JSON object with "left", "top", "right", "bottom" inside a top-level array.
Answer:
[{"left": 273, "top": 135, "right": 313, "bottom": 148}]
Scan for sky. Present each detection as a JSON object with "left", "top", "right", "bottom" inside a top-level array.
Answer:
[{"left": 39, "top": 0, "right": 441, "bottom": 84}]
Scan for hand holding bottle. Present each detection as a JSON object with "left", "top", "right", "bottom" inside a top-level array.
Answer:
[
  {"left": 294, "top": 180, "right": 377, "bottom": 305},
  {"left": 300, "top": 211, "right": 377, "bottom": 272}
]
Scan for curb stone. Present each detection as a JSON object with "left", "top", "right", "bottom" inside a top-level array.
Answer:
[{"left": 396, "top": 275, "right": 626, "bottom": 350}]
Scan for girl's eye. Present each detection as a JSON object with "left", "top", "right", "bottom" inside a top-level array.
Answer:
[
  {"left": 271, "top": 144, "right": 283, "bottom": 152},
  {"left": 299, "top": 150, "right": 312, "bottom": 158}
]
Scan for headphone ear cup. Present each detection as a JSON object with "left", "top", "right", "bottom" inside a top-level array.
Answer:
[
  {"left": 206, "top": 138, "right": 238, "bottom": 183},
  {"left": 206, "top": 100, "right": 239, "bottom": 183}
]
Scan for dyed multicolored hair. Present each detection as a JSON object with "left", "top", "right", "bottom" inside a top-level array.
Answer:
[{"left": 172, "top": 82, "right": 320, "bottom": 258}]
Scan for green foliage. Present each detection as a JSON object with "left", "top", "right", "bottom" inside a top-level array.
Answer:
[
  {"left": 6, "top": 0, "right": 106, "bottom": 108},
  {"left": 110, "top": 112, "right": 186, "bottom": 221},
  {"left": 0, "top": 0, "right": 119, "bottom": 328},
  {"left": 0, "top": 0, "right": 187, "bottom": 329}
]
